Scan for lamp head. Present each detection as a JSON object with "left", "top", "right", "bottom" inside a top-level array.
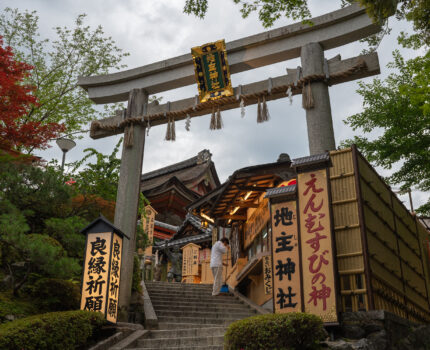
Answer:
[{"left": 56, "top": 138, "right": 76, "bottom": 152}]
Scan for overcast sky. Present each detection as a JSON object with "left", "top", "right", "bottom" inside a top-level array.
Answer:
[{"left": 1, "top": 0, "right": 424, "bottom": 210}]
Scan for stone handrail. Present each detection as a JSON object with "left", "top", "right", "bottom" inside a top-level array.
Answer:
[{"left": 140, "top": 280, "right": 158, "bottom": 329}]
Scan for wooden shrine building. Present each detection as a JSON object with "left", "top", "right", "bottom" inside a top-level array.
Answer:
[
  {"left": 188, "top": 147, "right": 430, "bottom": 324},
  {"left": 141, "top": 149, "right": 220, "bottom": 226}
]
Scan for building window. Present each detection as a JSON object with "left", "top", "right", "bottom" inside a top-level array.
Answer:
[{"left": 245, "top": 222, "right": 270, "bottom": 260}]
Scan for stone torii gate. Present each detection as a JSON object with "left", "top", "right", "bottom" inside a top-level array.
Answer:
[{"left": 78, "top": 4, "right": 381, "bottom": 321}]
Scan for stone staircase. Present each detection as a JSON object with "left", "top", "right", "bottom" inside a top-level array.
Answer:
[{"left": 128, "top": 281, "right": 258, "bottom": 350}]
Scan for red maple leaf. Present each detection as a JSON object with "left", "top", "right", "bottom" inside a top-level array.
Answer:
[{"left": 0, "top": 36, "right": 65, "bottom": 150}]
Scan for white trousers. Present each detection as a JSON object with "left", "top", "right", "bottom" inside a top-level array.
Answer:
[{"left": 211, "top": 266, "right": 223, "bottom": 296}]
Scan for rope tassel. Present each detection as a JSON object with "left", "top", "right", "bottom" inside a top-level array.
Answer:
[
  {"left": 302, "top": 82, "right": 314, "bottom": 110},
  {"left": 262, "top": 95, "right": 270, "bottom": 122},
  {"left": 240, "top": 98, "right": 245, "bottom": 118},
  {"left": 210, "top": 107, "right": 216, "bottom": 130},
  {"left": 286, "top": 86, "right": 293, "bottom": 105},
  {"left": 257, "top": 97, "right": 263, "bottom": 123},
  {"left": 216, "top": 107, "right": 223, "bottom": 129},
  {"left": 124, "top": 123, "right": 134, "bottom": 147},
  {"left": 170, "top": 116, "right": 176, "bottom": 141},
  {"left": 185, "top": 114, "right": 191, "bottom": 131},
  {"left": 165, "top": 114, "right": 172, "bottom": 141}
]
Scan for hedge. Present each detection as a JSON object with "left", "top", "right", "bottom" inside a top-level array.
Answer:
[
  {"left": 0, "top": 310, "right": 107, "bottom": 350},
  {"left": 224, "top": 312, "right": 327, "bottom": 350}
]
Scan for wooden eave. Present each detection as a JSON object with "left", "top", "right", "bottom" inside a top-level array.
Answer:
[{"left": 194, "top": 160, "right": 295, "bottom": 226}]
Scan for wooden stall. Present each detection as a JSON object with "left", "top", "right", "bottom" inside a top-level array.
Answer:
[{"left": 190, "top": 148, "right": 430, "bottom": 323}]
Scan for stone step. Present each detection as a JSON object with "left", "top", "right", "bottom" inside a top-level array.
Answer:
[
  {"left": 149, "top": 295, "right": 236, "bottom": 302},
  {"left": 152, "top": 303, "right": 253, "bottom": 313},
  {"left": 147, "top": 290, "right": 220, "bottom": 297},
  {"left": 156, "top": 309, "right": 254, "bottom": 319},
  {"left": 137, "top": 335, "right": 224, "bottom": 348},
  {"left": 145, "top": 284, "right": 213, "bottom": 292},
  {"left": 146, "top": 327, "right": 226, "bottom": 339},
  {"left": 128, "top": 346, "right": 223, "bottom": 350},
  {"left": 145, "top": 282, "right": 213, "bottom": 288},
  {"left": 157, "top": 315, "right": 240, "bottom": 325},
  {"left": 157, "top": 322, "right": 222, "bottom": 330},
  {"left": 151, "top": 300, "right": 245, "bottom": 308}
]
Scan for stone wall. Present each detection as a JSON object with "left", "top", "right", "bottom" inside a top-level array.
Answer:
[{"left": 324, "top": 311, "right": 430, "bottom": 350}]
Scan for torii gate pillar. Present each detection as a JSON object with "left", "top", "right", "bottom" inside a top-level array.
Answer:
[
  {"left": 301, "top": 43, "right": 336, "bottom": 155},
  {"left": 115, "top": 88, "right": 148, "bottom": 321}
]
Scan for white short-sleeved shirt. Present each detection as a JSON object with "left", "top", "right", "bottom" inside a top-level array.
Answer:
[{"left": 210, "top": 241, "right": 227, "bottom": 268}]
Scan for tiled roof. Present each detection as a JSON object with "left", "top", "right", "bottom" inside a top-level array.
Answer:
[
  {"left": 141, "top": 164, "right": 210, "bottom": 193},
  {"left": 154, "top": 220, "right": 178, "bottom": 232},
  {"left": 153, "top": 213, "right": 214, "bottom": 249},
  {"left": 291, "top": 152, "right": 330, "bottom": 168},
  {"left": 141, "top": 149, "right": 220, "bottom": 193},
  {"left": 154, "top": 232, "right": 212, "bottom": 249},
  {"left": 173, "top": 212, "right": 213, "bottom": 238},
  {"left": 142, "top": 154, "right": 200, "bottom": 181},
  {"left": 265, "top": 184, "right": 297, "bottom": 198}
]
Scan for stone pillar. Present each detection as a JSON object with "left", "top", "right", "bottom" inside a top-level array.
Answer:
[
  {"left": 116, "top": 88, "right": 148, "bottom": 321},
  {"left": 300, "top": 42, "right": 336, "bottom": 155}
]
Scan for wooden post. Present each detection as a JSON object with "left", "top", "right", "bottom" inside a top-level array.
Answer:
[
  {"left": 300, "top": 43, "right": 336, "bottom": 155},
  {"left": 116, "top": 88, "right": 148, "bottom": 321}
]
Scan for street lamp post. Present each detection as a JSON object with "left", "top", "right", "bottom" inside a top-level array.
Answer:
[{"left": 56, "top": 138, "right": 76, "bottom": 172}]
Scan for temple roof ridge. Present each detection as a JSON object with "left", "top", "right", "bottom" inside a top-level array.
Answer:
[{"left": 141, "top": 149, "right": 212, "bottom": 181}]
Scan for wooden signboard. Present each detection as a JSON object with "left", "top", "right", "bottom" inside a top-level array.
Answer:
[
  {"left": 142, "top": 205, "right": 157, "bottom": 257},
  {"left": 263, "top": 254, "right": 273, "bottom": 295},
  {"left": 297, "top": 169, "right": 338, "bottom": 324},
  {"left": 107, "top": 233, "right": 122, "bottom": 323},
  {"left": 80, "top": 228, "right": 125, "bottom": 323},
  {"left": 182, "top": 243, "right": 201, "bottom": 277},
  {"left": 244, "top": 198, "right": 270, "bottom": 249},
  {"left": 191, "top": 39, "right": 233, "bottom": 103},
  {"left": 81, "top": 232, "right": 111, "bottom": 315},
  {"left": 271, "top": 201, "right": 302, "bottom": 313}
]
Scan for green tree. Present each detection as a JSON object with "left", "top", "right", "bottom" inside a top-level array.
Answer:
[
  {"left": 0, "top": 8, "right": 128, "bottom": 153},
  {"left": 184, "top": 0, "right": 429, "bottom": 38},
  {"left": 343, "top": 50, "right": 430, "bottom": 214},
  {"left": 0, "top": 159, "right": 72, "bottom": 233},
  {"left": 0, "top": 200, "right": 81, "bottom": 296},
  {"left": 43, "top": 217, "right": 87, "bottom": 260},
  {"left": 69, "top": 137, "right": 123, "bottom": 202}
]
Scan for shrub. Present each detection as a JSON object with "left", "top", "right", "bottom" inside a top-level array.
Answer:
[
  {"left": 30, "top": 278, "right": 81, "bottom": 312},
  {"left": 0, "top": 292, "right": 38, "bottom": 323},
  {"left": 0, "top": 310, "right": 107, "bottom": 350},
  {"left": 224, "top": 312, "right": 327, "bottom": 350}
]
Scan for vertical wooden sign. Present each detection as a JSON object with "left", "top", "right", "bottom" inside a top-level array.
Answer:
[
  {"left": 182, "top": 243, "right": 201, "bottom": 277},
  {"left": 297, "top": 169, "right": 338, "bottom": 324},
  {"left": 106, "top": 233, "right": 122, "bottom": 323},
  {"left": 271, "top": 201, "right": 302, "bottom": 313},
  {"left": 81, "top": 232, "right": 112, "bottom": 315},
  {"left": 263, "top": 255, "right": 273, "bottom": 295},
  {"left": 143, "top": 205, "right": 157, "bottom": 257},
  {"left": 80, "top": 217, "right": 128, "bottom": 324}
]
